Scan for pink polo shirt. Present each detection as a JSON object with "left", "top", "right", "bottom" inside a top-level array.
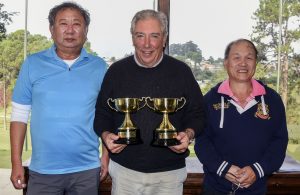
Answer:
[{"left": 218, "top": 79, "right": 266, "bottom": 107}]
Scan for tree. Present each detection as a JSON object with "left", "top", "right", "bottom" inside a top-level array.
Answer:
[
  {"left": 208, "top": 56, "right": 215, "bottom": 64},
  {"left": 169, "top": 43, "right": 184, "bottom": 56},
  {"left": 0, "top": 30, "right": 52, "bottom": 130},
  {"left": 287, "top": 54, "right": 300, "bottom": 125},
  {"left": 0, "top": 3, "right": 17, "bottom": 41},
  {"left": 201, "top": 69, "right": 227, "bottom": 94},
  {"left": 170, "top": 41, "right": 202, "bottom": 64},
  {"left": 83, "top": 41, "right": 98, "bottom": 56},
  {"left": 170, "top": 41, "right": 203, "bottom": 79},
  {"left": 251, "top": 0, "right": 300, "bottom": 109},
  {"left": 110, "top": 56, "right": 117, "bottom": 63},
  {"left": 0, "top": 3, "right": 17, "bottom": 130}
]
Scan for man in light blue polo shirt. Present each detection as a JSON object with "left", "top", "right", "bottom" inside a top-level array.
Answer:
[{"left": 10, "top": 2, "right": 108, "bottom": 194}]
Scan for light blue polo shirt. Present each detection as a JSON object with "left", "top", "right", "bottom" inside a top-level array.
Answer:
[{"left": 12, "top": 45, "right": 107, "bottom": 174}]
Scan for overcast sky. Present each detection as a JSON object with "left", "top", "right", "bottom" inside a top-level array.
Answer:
[{"left": 2, "top": 0, "right": 259, "bottom": 59}]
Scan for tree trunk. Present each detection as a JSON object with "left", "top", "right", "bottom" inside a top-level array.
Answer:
[
  {"left": 280, "top": 54, "right": 288, "bottom": 110},
  {"left": 3, "top": 76, "right": 6, "bottom": 131}
]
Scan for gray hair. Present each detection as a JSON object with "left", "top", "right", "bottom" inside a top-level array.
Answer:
[
  {"left": 224, "top": 39, "right": 258, "bottom": 59},
  {"left": 48, "top": 1, "right": 90, "bottom": 27},
  {"left": 130, "top": 9, "right": 168, "bottom": 37}
]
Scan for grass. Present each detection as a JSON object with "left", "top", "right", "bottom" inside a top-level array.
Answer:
[
  {"left": 287, "top": 144, "right": 300, "bottom": 162},
  {"left": 189, "top": 145, "right": 196, "bottom": 157},
  {"left": 0, "top": 150, "right": 32, "bottom": 168},
  {"left": 0, "top": 108, "right": 32, "bottom": 168},
  {"left": 288, "top": 124, "right": 300, "bottom": 141}
]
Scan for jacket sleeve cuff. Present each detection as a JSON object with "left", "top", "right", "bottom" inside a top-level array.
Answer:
[
  {"left": 217, "top": 161, "right": 231, "bottom": 177},
  {"left": 251, "top": 162, "right": 265, "bottom": 179}
]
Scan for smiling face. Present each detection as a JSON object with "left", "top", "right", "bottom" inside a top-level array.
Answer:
[
  {"left": 50, "top": 8, "right": 88, "bottom": 58},
  {"left": 132, "top": 18, "right": 166, "bottom": 67},
  {"left": 224, "top": 41, "right": 257, "bottom": 83}
]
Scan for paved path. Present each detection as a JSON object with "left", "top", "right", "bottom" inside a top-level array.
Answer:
[
  {"left": 186, "top": 157, "right": 204, "bottom": 173},
  {"left": 0, "top": 169, "right": 22, "bottom": 195}
]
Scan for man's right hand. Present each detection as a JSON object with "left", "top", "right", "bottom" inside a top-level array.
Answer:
[
  {"left": 10, "top": 164, "right": 27, "bottom": 189},
  {"left": 101, "top": 131, "right": 126, "bottom": 153}
]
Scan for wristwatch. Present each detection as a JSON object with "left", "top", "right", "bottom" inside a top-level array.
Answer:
[
  {"left": 185, "top": 129, "right": 195, "bottom": 145},
  {"left": 189, "top": 138, "right": 195, "bottom": 144}
]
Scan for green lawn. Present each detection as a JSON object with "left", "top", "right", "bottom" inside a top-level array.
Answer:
[
  {"left": 287, "top": 144, "right": 300, "bottom": 162},
  {"left": 0, "top": 126, "right": 32, "bottom": 150},
  {"left": 189, "top": 145, "right": 196, "bottom": 157},
  {"left": 0, "top": 150, "right": 32, "bottom": 168},
  {"left": 288, "top": 124, "right": 300, "bottom": 142},
  {"left": 0, "top": 110, "right": 32, "bottom": 168}
]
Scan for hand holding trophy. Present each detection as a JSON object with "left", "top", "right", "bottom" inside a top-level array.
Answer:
[
  {"left": 146, "top": 97, "right": 186, "bottom": 146},
  {"left": 107, "top": 97, "right": 145, "bottom": 145}
]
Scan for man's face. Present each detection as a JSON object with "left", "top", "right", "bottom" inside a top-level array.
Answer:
[
  {"left": 50, "top": 8, "right": 87, "bottom": 54},
  {"left": 132, "top": 18, "right": 166, "bottom": 67},
  {"left": 224, "top": 41, "right": 257, "bottom": 83}
]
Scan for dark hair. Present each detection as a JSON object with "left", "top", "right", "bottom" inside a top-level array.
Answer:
[
  {"left": 224, "top": 39, "right": 258, "bottom": 59},
  {"left": 130, "top": 9, "right": 168, "bottom": 37},
  {"left": 48, "top": 1, "right": 90, "bottom": 27}
]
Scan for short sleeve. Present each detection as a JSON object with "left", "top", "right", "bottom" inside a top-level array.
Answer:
[{"left": 12, "top": 58, "right": 32, "bottom": 105}]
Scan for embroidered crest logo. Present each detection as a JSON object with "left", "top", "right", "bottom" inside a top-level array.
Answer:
[
  {"left": 213, "top": 102, "right": 230, "bottom": 110},
  {"left": 255, "top": 103, "right": 271, "bottom": 120}
]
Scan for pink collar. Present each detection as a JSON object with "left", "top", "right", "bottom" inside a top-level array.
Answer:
[{"left": 218, "top": 79, "right": 266, "bottom": 102}]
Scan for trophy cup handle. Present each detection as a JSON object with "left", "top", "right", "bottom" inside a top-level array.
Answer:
[
  {"left": 176, "top": 97, "right": 186, "bottom": 111},
  {"left": 137, "top": 97, "right": 147, "bottom": 110},
  {"left": 107, "top": 98, "right": 119, "bottom": 112},
  {"left": 145, "top": 97, "right": 155, "bottom": 111}
]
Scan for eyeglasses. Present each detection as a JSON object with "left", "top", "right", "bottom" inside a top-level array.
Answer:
[{"left": 229, "top": 182, "right": 240, "bottom": 195}]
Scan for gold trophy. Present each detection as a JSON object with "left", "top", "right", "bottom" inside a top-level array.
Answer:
[
  {"left": 107, "top": 97, "right": 145, "bottom": 145},
  {"left": 146, "top": 97, "right": 186, "bottom": 146}
]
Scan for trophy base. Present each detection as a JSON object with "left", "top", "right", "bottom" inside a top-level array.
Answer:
[
  {"left": 152, "top": 138, "right": 180, "bottom": 147},
  {"left": 114, "top": 137, "right": 143, "bottom": 145},
  {"left": 114, "top": 128, "right": 143, "bottom": 145},
  {"left": 152, "top": 130, "right": 179, "bottom": 146}
]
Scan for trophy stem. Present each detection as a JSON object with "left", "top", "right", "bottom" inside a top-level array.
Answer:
[
  {"left": 108, "top": 98, "right": 143, "bottom": 145},
  {"left": 115, "top": 111, "right": 142, "bottom": 145},
  {"left": 120, "top": 112, "right": 135, "bottom": 129},
  {"left": 158, "top": 112, "right": 175, "bottom": 130},
  {"left": 148, "top": 97, "right": 185, "bottom": 147},
  {"left": 153, "top": 112, "right": 179, "bottom": 147}
]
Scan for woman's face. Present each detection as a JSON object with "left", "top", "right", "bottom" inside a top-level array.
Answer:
[{"left": 224, "top": 41, "right": 257, "bottom": 83}]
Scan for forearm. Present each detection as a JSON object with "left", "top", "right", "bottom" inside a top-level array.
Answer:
[
  {"left": 10, "top": 122, "right": 27, "bottom": 167},
  {"left": 101, "top": 142, "right": 109, "bottom": 158}
]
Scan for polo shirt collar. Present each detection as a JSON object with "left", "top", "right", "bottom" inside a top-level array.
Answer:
[
  {"left": 217, "top": 79, "right": 266, "bottom": 102},
  {"left": 47, "top": 44, "right": 89, "bottom": 62}
]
